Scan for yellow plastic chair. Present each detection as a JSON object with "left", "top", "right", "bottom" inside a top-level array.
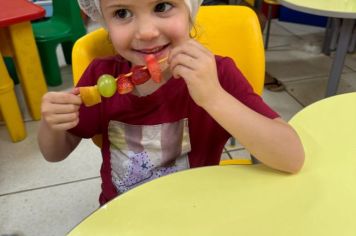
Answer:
[{"left": 72, "top": 5, "right": 265, "bottom": 165}]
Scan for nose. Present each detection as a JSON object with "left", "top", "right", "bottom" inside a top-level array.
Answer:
[{"left": 134, "top": 17, "right": 160, "bottom": 41}]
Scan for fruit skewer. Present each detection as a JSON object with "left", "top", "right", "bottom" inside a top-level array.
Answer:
[{"left": 79, "top": 55, "right": 167, "bottom": 107}]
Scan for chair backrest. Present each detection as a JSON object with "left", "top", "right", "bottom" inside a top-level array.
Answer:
[
  {"left": 73, "top": 5, "right": 265, "bottom": 95},
  {"left": 72, "top": 5, "right": 265, "bottom": 163},
  {"left": 195, "top": 5, "right": 265, "bottom": 94},
  {"left": 72, "top": 28, "right": 115, "bottom": 84},
  {"left": 52, "top": 0, "right": 86, "bottom": 33}
]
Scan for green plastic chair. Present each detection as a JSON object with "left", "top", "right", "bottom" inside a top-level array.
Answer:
[{"left": 32, "top": 0, "right": 86, "bottom": 86}]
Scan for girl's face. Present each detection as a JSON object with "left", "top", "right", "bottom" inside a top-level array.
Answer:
[{"left": 101, "top": 0, "right": 191, "bottom": 66}]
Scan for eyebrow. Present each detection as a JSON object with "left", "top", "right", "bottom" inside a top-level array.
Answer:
[
  {"left": 101, "top": 0, "right": 130, "bottom": 9},
  {"left": 104, "top": 0, "right": 167, "bottom": 9}
]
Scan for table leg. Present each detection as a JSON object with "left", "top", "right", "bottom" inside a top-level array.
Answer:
[
  {"left": 348, "top": 22, "right": 356, "bottom": 53},
  {"left": 0, "top": 54, "right": 26, "bottom": 142},
  {"left": 322, "top": 18, "right": 342, "bottom": 56},
  {"left": 6, "top": 21, "right": 47, "bottom": 120},
  {"left": 326, "top": 19, "right": 355, "bottom": 97}
]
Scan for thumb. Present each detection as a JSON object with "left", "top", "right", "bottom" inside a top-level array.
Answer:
[{"left": 71, "top": 87, "right": 80, "bottom": 95}]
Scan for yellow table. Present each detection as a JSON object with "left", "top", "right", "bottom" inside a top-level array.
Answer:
[
  {"left": 68, "top": 93, "right": 356, "bottom": 236},
  {"left": 278, "top": 0, "right": 356, "bottom": 97}
]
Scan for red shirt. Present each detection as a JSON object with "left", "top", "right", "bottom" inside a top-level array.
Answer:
[{"left": 70, "top": 55, "right": 279, "bottom": 205}]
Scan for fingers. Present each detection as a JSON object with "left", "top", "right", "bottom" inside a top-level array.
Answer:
[
  {"left": 167, "top": 39, "right": 222, "bottom": 108},
  {"left": 43, "top": 112, "right": 80, "bottom": 131},
  {"left": 71, "top": 87, "right": 80, "bottom": 96},
  {"left": 168, "top": 39, "right": 210, "bottom": 66},
  {"left": 44, "top": 111, "right": 79, "bottom": 124},
  {"left": 168, "top": 39, "right": 215, "bottom": 81},
  {"left": 168, "top": 53, "right": 196, "bottom": 78},
  {"left": 43, "top": 102, "right": 80, "bottom": 115},
  {"left": 43, "top": 91, "right": 82, "bottom": 105},
  {"left": 50, "top": 119, "right": 80, "bottom": 131},
  {"left": 41, "top": 90, "right": 82, "bottom": 131}
]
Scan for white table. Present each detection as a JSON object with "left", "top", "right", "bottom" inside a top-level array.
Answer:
[{"left": 278, "top": 0, "right": 356, "bottom": 97}]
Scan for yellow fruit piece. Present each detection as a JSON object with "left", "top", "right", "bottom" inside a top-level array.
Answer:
[{"left": 79, "top": 86, "right": 101, "bottom": 107}]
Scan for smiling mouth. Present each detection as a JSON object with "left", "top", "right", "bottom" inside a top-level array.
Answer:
[{"left": 134, "top": 44, "right": 170, "bottom": 54}]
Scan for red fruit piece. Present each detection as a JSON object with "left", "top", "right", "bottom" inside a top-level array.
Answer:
[
  {"left": 144, "top": 54, "right": 162, "bottom": 83},
  {"left": 117, "top": 75, "right": 134, "bottom": 94},
  {"left": 131, "top": 65, "right": 150, "bottom": 85}
]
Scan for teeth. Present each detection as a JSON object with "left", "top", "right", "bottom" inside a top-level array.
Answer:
[{"left": 141, "top": 46, "right": 163, "bottom": 54}]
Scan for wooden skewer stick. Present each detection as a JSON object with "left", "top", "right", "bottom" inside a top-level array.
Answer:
[{"left": 121, "top": 57, "right": 168, "bottom": 78}]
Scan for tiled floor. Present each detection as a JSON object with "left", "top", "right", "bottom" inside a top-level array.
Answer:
[{"left": 1, "top": 19, "right": 355, "bottom": 235}]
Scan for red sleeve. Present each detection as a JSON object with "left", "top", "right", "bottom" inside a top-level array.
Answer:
[{"left": 217, "top": 56, "right": 279, "bottom": 119}]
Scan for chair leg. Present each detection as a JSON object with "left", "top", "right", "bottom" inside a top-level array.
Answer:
[
  {"left": 36, "top": 41, "right": 62, "bottom": 86},
  {"left": 264, "top": 4, "right": 273, "bottom": 49},
  {"left": 230, "top": 137, "right": 236, "bottom": 146},
  {"left": 61, "top": 41, "right": 74, "bottom": 65}
]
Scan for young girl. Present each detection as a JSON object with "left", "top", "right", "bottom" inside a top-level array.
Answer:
[{"left": 38, "top": 0, "right": 304, "bottom": 205}]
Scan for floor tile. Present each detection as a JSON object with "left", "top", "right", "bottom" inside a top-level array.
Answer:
[
  {"left": 262, "top": 89, "right": 304, "bottom": 121},
  {"left": 283, "top": 72, "right": 356, "bottom": 106},
  {"left": 344, "top": 53, "right": 356, "bottom": 72},
  {"left": 266, "top": 21, "right": 326, "bottom": 51},
  {"left": 0, "top": 178, "right": 101, "bottom": 236},
  {"left": 276, "top": 21, "right": 326, "bottom": 37},
  {"left": 264, "top": 20, "right": 300, "bottom": 49},
  {"left": 229, "top": 148, "right": 251, "bottom": 160},
  {"left": 0, "top": 121, "right": 101, "bottom": 195},
  {"left": 266, "top": 47, "right": 352, "bottom": 83},
  {"left": 221, "top": 151, "right": 232, "bottom": 161},
  {"left": 56, "top": 44, "right": 66, "bottom": 67}
]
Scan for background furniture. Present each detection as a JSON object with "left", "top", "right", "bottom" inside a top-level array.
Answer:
[
  {"left": 68, "top": 92, "right": 356, "bottom": 235},
  {"left": 72, "top": 6, "right": 265, "bottom": 164},
  {"left": 323, "top": 18, "right": 356, "bottom": 55},
  {"left": 32, "top": 0, "right": 86, "bottom": 86},
  {"left": 278, "top": 0, "right": 356, "bottom": 97},
  {"left": 0, "top": 0, "right": 47, "bottom": 121},
  {"left": 0, "top": 53, "right": 26, "bottom": 142},
  {"left": 32, "top": 0, "right": 54, "bottom": 18},
  {"left": 263, "top": 0, "right": 279, "bottom": 49}
]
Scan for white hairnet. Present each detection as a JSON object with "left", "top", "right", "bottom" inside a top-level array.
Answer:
[{"left": 78, "top": 0, "right": 203, "bottom": 25}]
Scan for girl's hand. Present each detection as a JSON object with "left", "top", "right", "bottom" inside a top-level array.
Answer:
[
  {"left": 168, "top": 39, "right": 225, "bottom": 108},
  {"left": 40, "top": 88, "right": 82, "bottom": 131}
]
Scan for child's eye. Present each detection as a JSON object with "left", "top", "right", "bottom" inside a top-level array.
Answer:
[
  {"left": 114, "top": 9, "right": 133, "bottom": 19},
  {"left": 154, "top": 2, "right": 173, "bottom": 13}
]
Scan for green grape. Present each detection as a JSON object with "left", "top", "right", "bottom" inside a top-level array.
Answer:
[{"left": 97, "top": 74, "right": 117, "bottom": 97}]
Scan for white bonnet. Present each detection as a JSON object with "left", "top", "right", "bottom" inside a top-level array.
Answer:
[{"left": 78, "top": 0, "right": 203, "bottom": 25}]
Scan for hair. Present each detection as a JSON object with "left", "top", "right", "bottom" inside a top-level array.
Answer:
[{"left": 189, "top": 17, "right": 198, "bottom": 39}]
